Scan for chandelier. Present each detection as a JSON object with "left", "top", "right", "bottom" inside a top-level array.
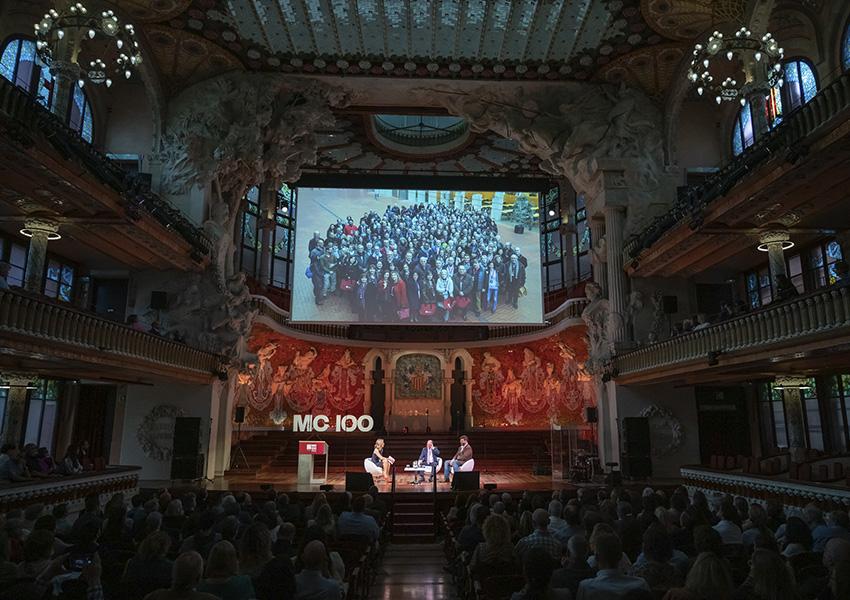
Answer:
[
  {"left": 687, "top": 26, "right": 784, "bottom": 105},
  {"left": 33, "top": 2, "right": 142, "bottom": 88}
]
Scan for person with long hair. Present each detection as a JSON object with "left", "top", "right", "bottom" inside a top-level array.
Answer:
[
  {"left": 123, "top": 531, "right": 174, "bottom": 600},
  {"left": 237, "top": 522, "right": 273, "bottom": 578},
  {"left": 470, "top": 514, "right": 519, "bottom": 576},
  {"left": 143, "top": 551, "right": 219, "bottom": 600},
  {"left": 370, "top": 438, "right": 393, "bottom": 480},
  {"left": 663, "top": 551, "right": 734, "bottom": 600},
  {"left": 511, "top": 545, "right": 570, "bottom": 600},
  {"left": 62, "top": 444, "right": 84, "bottom": 475},
  {"left": 309, "top": 503, "right": 336, "bottom": 540},
  {"left": 197, "top": 541, "right": 255, "bottom": 600},
  {"left": 734, "top": 549, "right": 799, "bottom": 600},
  {"left": 305, "top": 492, "right": 328, "bottom": 523}
]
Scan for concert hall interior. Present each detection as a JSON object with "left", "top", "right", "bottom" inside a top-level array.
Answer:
[{"left": 4, "top": 1, "right": 850, "bottom": 599}]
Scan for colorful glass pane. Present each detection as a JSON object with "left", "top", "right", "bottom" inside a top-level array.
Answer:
[
  {"left": 82, "top": 107, "right": 93, "bottom": 142},
  {"left": 69, "top": 85, "right": 85, "bottom": 132},
  {"left": 60, "top": 266, "right": 74, "bottom": 286},
  {"left": 799, "top": 61, "right": 817, "bottom": 102},
  {"left": 37, "top": 67, "right": 53, "bottom": 108},
  {"left": 746, "top": 273, "right": 757, "bottom": 291},
  {"left": 740, "top": 102, "right": 754, "bottom": 149},
  {"left": 0, "top": 40, "right": 18, "bottom": 82},
  {"left": 844, "top": 24, "right": 850, "bottom": 71},
  {"left": 732, "top": 120, "right": 744, "bottom": 156},
  {"left": 827, "top": 240, "right": 843, "bottom": 260},
  {"left": 46, "top": 261, "right": 60, "bottom": 282},
  {"left": 59, "top": 284, "right": 72, "bottom": 302},
  {"left": 768, "top": 87, "right": 783, "bottom": 127},
  {"left": 15, "top": 40, "right": 35, "bottom": 90}
]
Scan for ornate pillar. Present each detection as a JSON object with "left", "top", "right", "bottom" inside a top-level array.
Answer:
[
  {"left": 256, "top": 181, "right": 279, "bottom": 286},
  {"left": 776, "top": 376, "right": 808, "bottom": 464},
  {"left": 49, "top": 60, "right": 80, "bottom": 121},
  {"left": 589, "top": 218, "right": 607, "bottom": 297},
  {"left": 604, "top": 206, "right": 627, "bottom": 344},
  {"left": 758, "top": 230, "right": 791, "bottom": 293},
  {"left": 22, "top": 218, "right": 60, "bottom": 293}
]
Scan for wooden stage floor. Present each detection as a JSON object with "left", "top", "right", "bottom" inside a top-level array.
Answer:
[{"left": 155, "top": 471, "right": 681, "bottom": 495}]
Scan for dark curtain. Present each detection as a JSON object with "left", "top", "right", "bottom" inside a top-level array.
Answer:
[{"left": 73, "top": 385, "right": 116, "bottom": 462}]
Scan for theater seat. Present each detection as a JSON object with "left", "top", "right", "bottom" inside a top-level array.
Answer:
[
  {"left": 459, "top": 458, "right": 475, "bottom": 472},
  {"left": 364, "top": 458, "right": 382, "bottom": 476}
]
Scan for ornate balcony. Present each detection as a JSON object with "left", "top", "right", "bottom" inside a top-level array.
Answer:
[
  {"left": 250, "top": 294, "right": 589, "bottom": 344},
  {"left": 681, "top": 467, "right": 850, "bottom": 509},
  {"left": 615, "top": 286, "right": 850, "bottom": 383},
  {"left": 0, "top": 289, "right": 223, "bottom": 383},
  {"left": 0, "top": 466, "right": 140, "bottom": 512}
]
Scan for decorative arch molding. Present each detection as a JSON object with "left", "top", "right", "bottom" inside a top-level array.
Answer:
[
  {"left": 362, "top": 348, "right": 389, "bottom": 419},
  {"left": 427, "top": 80, "right": 670, "bottom": 237},
  {"left": 448, "top": 349, "right": 476, "bottom": 430}
]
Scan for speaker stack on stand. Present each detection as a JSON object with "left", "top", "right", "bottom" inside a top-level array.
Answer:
[
  {"left": 170, "top": 417, "right": 204, "bottom": 480},
  {"left": 621, "top": 417, "right": 652, "bottom": 479}
]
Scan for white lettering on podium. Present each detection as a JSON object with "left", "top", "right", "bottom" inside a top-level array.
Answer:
[{"left": 292, "top": 414, "right": 374, "bottom": 433}]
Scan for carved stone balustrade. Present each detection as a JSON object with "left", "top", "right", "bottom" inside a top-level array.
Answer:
[
  {"left": 0, "top": 466, "right": 140, "bottom": 513},
  {"left": 615, "top": 286, "right": 850, "bottom": 382},
  {"left": 682, "top": 466, "right": 850, "bottom": 510},
  {"left": 250, "top": 294, "right": 589, "bottom": 344},
  {"left": 0, "top": 289, "right": 223, "bottom": 382}
]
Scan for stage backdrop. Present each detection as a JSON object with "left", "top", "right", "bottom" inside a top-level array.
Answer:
[{"left": 242, "top": 324, "right": 592, "bottom": 430}]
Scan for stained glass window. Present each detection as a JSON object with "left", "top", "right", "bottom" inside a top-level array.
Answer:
[
  {"left": 0, "top": 38, "right": 54, "bottom": 108},
  {"left": 844, "top": 23, "right": 850, "bottom": 71},
  {"left": 69, "top": 84, "right": 94, "bottom": 142},
  {"left": 770, "top": 60, "right": 818, "bottom": 120},
  {"left": 43, "top": 258, "right": 75, "bottom": 302},
  {"left": 731, "top": 102, "right": 755, "bottom": 156}
]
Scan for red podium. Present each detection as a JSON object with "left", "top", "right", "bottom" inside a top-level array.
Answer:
[{"left": 297, "top": 440, "right": 329, "bottom": 486}]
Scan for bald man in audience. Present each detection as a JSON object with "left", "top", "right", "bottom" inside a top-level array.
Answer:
[{"left": 295, "top": 540, "right": 344, "bottom": 600}]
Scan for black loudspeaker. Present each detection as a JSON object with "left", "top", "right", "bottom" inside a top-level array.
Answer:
[
  {"left": 345, "top": 472, "right": 374, "bottom": 492},
  {"left": 585, "top": 407, "right": 598, "bottom": 423},
  {"left": 173, "top": 417, "right": 201, "bottom": 456},
  {"left": 514, "top": 224, "right": 524, "bottom": 234},
  {"left": 662, "top": 295, "right": 678, "bottom": 314},
  {"left": 150, "top": 291, "right": 168, "bottom": 310},
  {"left": 622, "top": 417, "right": 651, "bottom": 455},
  {"left": 452, "top": 471, "right": 480, "bottom": 491},
  {"left": 170, "top": 454, "right": 204, "bottom": 480},
  {"left": 621, "top": 456, "right": 653, "bottom": 479},
  {"left": 234, "top": 406, "right": 246, "bottom": 424}
]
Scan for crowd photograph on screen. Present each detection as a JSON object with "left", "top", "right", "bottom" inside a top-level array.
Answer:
[{"left": 291, "top": 187, "right": 544, "bottom": 325}]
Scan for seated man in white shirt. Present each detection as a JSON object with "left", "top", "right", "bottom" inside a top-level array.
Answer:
[
  {"left": 336, "top": 495, "right": 380, "bottom": 543},
  {"left": 577, "top": 533, "right": 650, "bottom": 600},
  {"left": 295, "top": 540, "right": 344, "bottom": 600},
  {"left": 712, "top": 502, "right": 743, "bottom": 545}
]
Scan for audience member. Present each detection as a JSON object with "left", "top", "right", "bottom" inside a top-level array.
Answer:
[
  {"left": 663, "top": 551, "right": 734, "bottom": 600},
  {"left": 0, "top": 444, "right": 30, "bottom": 482},
  {"left": 713, "top": 501, "right": 743, "bottom": 545},
  {"left": 550, "top": 535, "right": 594, "bottom": 598},
  {"left": 336, "top": 495, "right": 379, "bottom": 542},
  {"left": 123, "top": 531, "right": 174, "bottom": 600},
  {"left": 511, "top": 545, "right": 571, "bottom": 600},
  {"left": 577, "top": 534, "right": 650, "bottom": 599},
  {"left": 515, "top": 508, "right": 563, "bottom": 563},
  {"left": 457, "top": 504, "right": 488, "bottom": 553},
  {"left": 733, "top": 548, "right": 799, "bottom": 600},
  {"left": 295, "top": 540, "right": 344, "bottom": 600},
  {"left": 143, "top": 551, "right": 219, "bottom": 600},
  {"left": 197, "top": 540, "right": 255, "bottom": 600},
  {"left": 470, "top": 514, "right": 518, "bottom": 576}
]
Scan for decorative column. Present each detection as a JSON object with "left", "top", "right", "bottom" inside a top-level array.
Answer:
[
  {"left": 758, "top": 229, "right": 792, "bottom": 293},
  {"left": 589, "top": 217, "right": 607, "bottom": 298},
  {"left": 21, "top": 218, "right": 60, "bottom": 293},
  {"left": 604, "top": 205, "right": 628, "bottom": 344},
  {"left": 776, "top": 376, "right": 807, "bottom": 464},
  {"left": 49, "top": 60, "right": 80, "bottom": 121},
  {"left": 256, "top": 181, "right": 279, "bottom": 286}
]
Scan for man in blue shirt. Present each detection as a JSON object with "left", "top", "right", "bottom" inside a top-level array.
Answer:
[
  {"left": 337, "top": 495, "right": 379, "bottom": 542},
  {"left": 0, "top": 444, "right": 30, "bottom": 482}
]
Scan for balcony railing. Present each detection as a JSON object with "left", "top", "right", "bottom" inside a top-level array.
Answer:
[
  {"left": 681, "top": 466, "right": 850, "bottom": 509},
  {"left": 250, "top": 294, "right": 589, "bottom": 342},
  {"left": 0, "top": 289, "right": 223, "bottom": 377},
  {"left": 0, "top": 76, "right": 212, "bottom": 257},
  {"left": 625, "top": 70, "right": 850, "bottom": 263},
  {"left": 616, "top": 285, "right": 850, "bottom": 377},
  {"left": 0, "top": 466, "right": 140, "bottom": 512}
]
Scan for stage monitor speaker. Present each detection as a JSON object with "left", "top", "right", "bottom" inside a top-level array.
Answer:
[
  {"left": 173, "top": 417, "right": 201, "bottom": 457},
  {"left": 345, "top": 472, "right": 374, "bottom": 492},
  {"left": 234, "top": 406, "right": 246, "bottom": 424},
  {"left": 662, "top": 295, "right": 678, "bottom": 314},
  {"left": 514, "top": 224, "right": 525, "bottom": 234},
  {"left": 622, "top": 417, "right": 651, "bottom": 456},
  {"left": 621, "top": 455, "right": 652, "bottom": 479},
  {"left": 585, "top": 407, "right": 598, "bottom": 423},
  {"left": 452, "top": 471, "right": 480, "bottom": 491},
  {"left": 150, "top": 291, "right": 168, "bottom": 310},
  {"left": 170, "top": 454, "right": 204, "bottom": 480}
]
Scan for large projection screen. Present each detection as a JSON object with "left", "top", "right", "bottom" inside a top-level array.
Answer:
[{"left": 291, "top": 187, "right": 543, "bottom": 325}]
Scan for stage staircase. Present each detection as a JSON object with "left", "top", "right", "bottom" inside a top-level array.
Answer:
[{"left": 391, "top": 494, "right": 437, "bottom": 544}]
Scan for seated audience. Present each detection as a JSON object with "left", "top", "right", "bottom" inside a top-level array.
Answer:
[
  {"left": 62, "top": 444, "right": 85, "bottom": 475},
  {"left": 295, "top": 540, "right": 344, "bottom": 600},
  {"left": 588, "top": 523, "right": 632, "bottom": 572},
  {"left": 733, "top": 548, "right": 799, "bottom": 600},
  {"left": 250, "top": 524, "right": 296, "bottom": 600},
  {"left": 712, "top": 501, "right": 743, "bottom": 545},
  {"left": 812, "top": 509, "right": 850, "bottom": 553},
  {"left": 742, "top": 504, "right": 773, "bottom": 547},
  {"left": 197, "top": 540, "right": 255, "bottom": 600},
  {"left": 16, "top": 529, "right": 53, "bottom": 578},
  {"left": 470, "top": 514, "right": 519, "bottom": 576},
  {"left": 781, "top": 517, "right": 813, "bottom": 558},
  {"left": 180, "top": 511, "right": 221, "bottom": 560},
  {"left": 308, "top": 504, "right": 336, "bottom": 539},
  {"left": 511, "top": 545, "right": 571, "bottom": 600},
  {"left": 458, "top": 504, "right": 488, "bottom": 553},
  {"left": 143, "top": 551, "right": 220, "bottom": 600},
  {"left": 550, "top": 535, "right": 594, "bottom": 598},
  {"left": 577, "top": 533, "right": 650, "bottom": 599},
  {"left": 0, "top": 444, "right": 30, "bottom": 482},
  {"left": 336, "top": 495, "right": 379, "bottom": 542},
  {"left": 630, "top": 523, "right": 683, "bottom": 591},
  {"left": 123, "top": 531, "right": 174, "bottom": 600},
  {"left": 515, "top": 508, "right": 563, "bottom": 563},
  {"left": 663, "top": 551, "right": 734, "bottom": 600}
]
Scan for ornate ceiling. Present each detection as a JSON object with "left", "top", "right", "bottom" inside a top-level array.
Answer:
[{"left": 129, "top": 0, "right": 751, "bottom": 99}]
